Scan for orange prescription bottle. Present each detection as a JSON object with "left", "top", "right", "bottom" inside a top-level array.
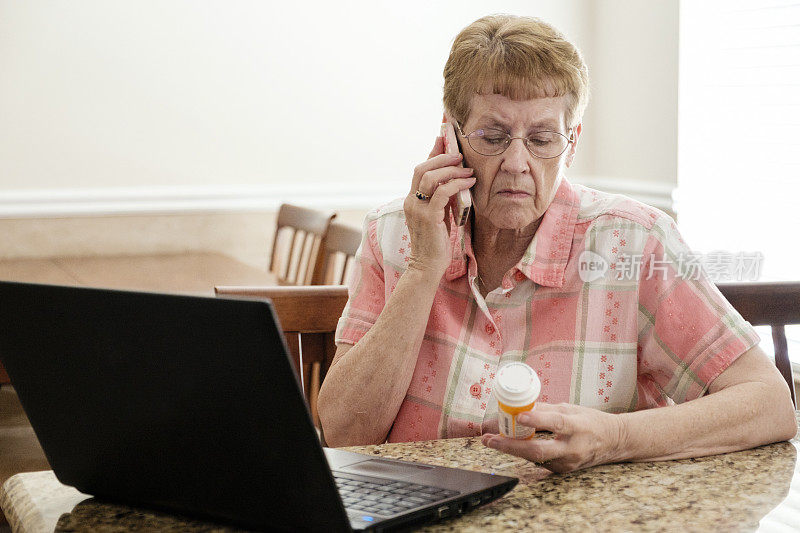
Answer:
[{"left": 494, "top": 362, "right": 541, "bottom": 440}]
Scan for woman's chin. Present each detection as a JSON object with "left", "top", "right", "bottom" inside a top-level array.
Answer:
[{"left": 486, "top": 213, "right": 539, "bottom": 230}]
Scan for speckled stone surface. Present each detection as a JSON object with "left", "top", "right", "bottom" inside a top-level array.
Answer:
[{"left": 2, "top": 413, "right": 799, "bottom": 532}]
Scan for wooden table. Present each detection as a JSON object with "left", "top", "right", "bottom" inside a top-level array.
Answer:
[
  {"left": 1, "top": 413, "right": 799, "bottom": 532},
  {"left": 0, "top": 253, "right": 278, "bottom": 384}
]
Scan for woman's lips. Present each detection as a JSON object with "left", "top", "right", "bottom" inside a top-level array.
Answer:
[{"left": 497, "top": 190, "right": 531, "bottom": 198}]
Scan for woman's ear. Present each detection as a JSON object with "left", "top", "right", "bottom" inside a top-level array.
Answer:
[{"left": 565, "top": 123, "right": 582, "bottom": 168}]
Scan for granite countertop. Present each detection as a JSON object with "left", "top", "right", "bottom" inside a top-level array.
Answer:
[{"left": 2, "top": 413, "right": 799, "bottom": 532}]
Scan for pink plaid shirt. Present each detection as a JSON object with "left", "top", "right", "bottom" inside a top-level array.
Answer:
[{"left": 335, "top": 176, "right": 759, "bottom": 442}]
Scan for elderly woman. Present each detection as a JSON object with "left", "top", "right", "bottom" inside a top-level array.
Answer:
[{"left": 317, "top": 15, "right": 796, "bottom": 473}]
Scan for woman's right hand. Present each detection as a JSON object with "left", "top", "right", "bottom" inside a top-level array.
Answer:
[{"left": 403, "top": 136, "right": 476, "bottom": 278}]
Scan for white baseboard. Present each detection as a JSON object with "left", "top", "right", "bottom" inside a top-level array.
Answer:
[
  {"left": 0, "top": 183, "right": 407, "bottom": 219},
  {"left": 0, "top": 176, "right": 674, "bottom": 219}
]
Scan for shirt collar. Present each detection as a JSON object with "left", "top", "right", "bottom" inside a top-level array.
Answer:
[{"left": 444, "top": 175, "right": 581, "bottom": 288}]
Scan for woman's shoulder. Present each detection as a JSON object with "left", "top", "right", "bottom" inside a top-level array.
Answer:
[
  {"left": 359, "top": 198, "right": 409, "bottom": 253},
  {"left": 571, "top": 182, "right": 671, "bottom": 231},
  {"left": 364, "top": 197, "right": 406, "bottom": 223}
]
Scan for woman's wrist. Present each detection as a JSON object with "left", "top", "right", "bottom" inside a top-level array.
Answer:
[
  {"left": 609, "top": 413, "right": 632, "bottom": 463},
  {"left": 404, "top": 261, "right": 448, "bottom": 288}
]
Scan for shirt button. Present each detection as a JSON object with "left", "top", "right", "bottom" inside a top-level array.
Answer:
[
  {"left": 485, "top": 323, "right": 495, "bottom": 335},
  {"left": 470, "top": 383, "right": 482, "bottom": 398}
]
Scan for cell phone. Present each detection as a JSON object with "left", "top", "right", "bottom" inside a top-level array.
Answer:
[{"left": 440, "top": 119, "right": 472, "bottom": 226}]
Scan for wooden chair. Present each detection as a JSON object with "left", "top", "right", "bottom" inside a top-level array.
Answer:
[
  {"left": 268, "top": 204, "right": 336, "bottom": 285},
  {"left": 214, "top": 285, "right": 348, "bottom": 426},
  {"left": 717, "top": 281, "right": 799, "bottom": 407},
  {"left": 311, "top": 220, "right": 362, "bottom": 285}
]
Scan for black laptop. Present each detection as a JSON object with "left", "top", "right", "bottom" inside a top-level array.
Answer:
[{"left": 0, "top": 281, "right": 517, "bottom": 532}]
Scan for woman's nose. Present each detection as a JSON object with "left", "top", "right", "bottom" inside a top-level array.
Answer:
[{"left": 500, "top": 138, "right": 530, "bottom": 175}]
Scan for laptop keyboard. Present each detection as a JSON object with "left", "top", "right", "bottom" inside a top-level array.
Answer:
[{"left": 333, "top": 472, "right": 460, "bottom": 516}]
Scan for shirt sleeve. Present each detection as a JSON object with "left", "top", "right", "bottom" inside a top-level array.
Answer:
[
  {"left": 635, "top": 215, "right": 760, "bottom": 407},
  {"left": 334, "top": 212, "right": 387, "bottom": 347}
]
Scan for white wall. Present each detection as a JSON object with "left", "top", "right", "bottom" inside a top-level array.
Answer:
[
  {"left": 0, "top": 0, "right": 594, "bottom": 196},
  {"left": 588, "top": 0, "right": 679, "bottom": 185}
]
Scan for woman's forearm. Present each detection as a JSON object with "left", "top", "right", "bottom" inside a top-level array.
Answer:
[
  {"left": 616, "top": 382, "right": 797, "bottom": 463},
  {"left": 318, "top": 266, "right": 442, "bottom": 447}
]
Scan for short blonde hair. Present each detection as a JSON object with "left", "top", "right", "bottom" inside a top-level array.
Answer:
[{"left": 443, "top": 15, "right": 589, "bottom": 130}]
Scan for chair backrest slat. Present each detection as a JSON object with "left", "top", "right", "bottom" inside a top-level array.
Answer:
[
  {"left": 299, "top": 232, "right": 322, "bottom": 285},
  {"left": 283, "top": 331, "right": 303, "bottom": 392},
  {"left": 286, "top": 229, "right": 302, "bottom": 282}
]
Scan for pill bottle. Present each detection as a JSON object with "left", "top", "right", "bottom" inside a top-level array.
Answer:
[{"left": 494, "top": 362, "right": 540, "bottom": 440}]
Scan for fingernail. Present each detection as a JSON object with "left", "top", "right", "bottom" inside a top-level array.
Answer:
[{"left": 518, "top": 414, "right": 530, "bottom": 424}]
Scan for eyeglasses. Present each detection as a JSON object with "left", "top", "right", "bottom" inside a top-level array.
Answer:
[{"left": 455, "top": 122, "right": 574, "bottom": 159}]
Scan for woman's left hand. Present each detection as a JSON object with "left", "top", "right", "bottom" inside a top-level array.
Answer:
[{"left": 481, "top": 403, "right": 627, "bottom": 473}]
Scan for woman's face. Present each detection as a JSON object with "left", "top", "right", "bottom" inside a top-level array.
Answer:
[{"left": 457, "top": 93, "right": 581, "bottom": 231}]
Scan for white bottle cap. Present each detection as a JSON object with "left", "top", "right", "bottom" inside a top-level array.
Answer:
[{"left": 494, "top": 362, "right": 540, "bottom": 407}]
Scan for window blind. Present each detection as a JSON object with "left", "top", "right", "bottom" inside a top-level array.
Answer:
[
  {"left": 678, "top": 0, "right": 800, "bottom": 281},
  {"left": 679, "top": 1, "right": 800, "bottom": 365}
]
